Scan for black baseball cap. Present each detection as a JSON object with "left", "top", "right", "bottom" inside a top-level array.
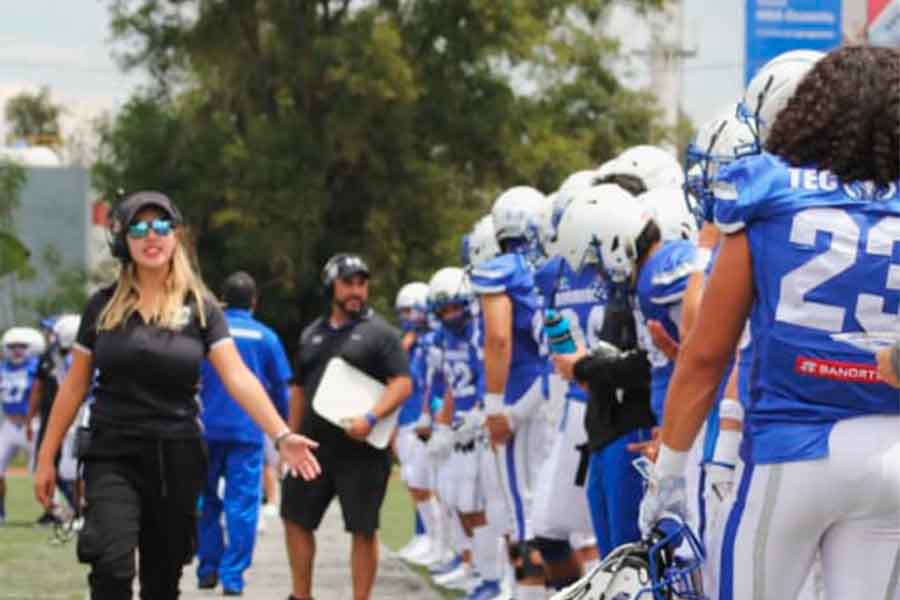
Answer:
[
  {"left": 322, "top": 253, "right": 370, "bottom": 287},
  {"left": 222, "top": 271, "right": 257, "bottom": 309},
  {"left": 118, "top": 191, "right": 183, "bottom": 226}
]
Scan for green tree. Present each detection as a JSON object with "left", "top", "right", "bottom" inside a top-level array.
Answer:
[
  {"left": 18, "top": 246, "right": 91, "bottom": 318},
  {"left": 97, "top": 0, "right": 667, "bottom": 340},
  {"left": 4, "top": 86, "right": 63, "bottom": 147},
  {"left": 0, "top": 159, "right": 29, "bottom": 277}
]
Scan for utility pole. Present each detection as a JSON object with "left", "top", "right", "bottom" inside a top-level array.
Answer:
[{"left": 632, "top": 0, "right": 697, "bottom": 153}]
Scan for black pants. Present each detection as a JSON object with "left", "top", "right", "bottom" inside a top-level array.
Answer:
[{"left": 77, "top": 436, "right": 206, "bottom": 600}]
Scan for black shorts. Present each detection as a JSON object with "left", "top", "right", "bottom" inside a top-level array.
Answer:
[{"left": 281, "top": 448, "right": 391, "bottom": 535}]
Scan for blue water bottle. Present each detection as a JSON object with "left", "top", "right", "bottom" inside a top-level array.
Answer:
[{"left": 545, "top": 309, "right": 577, "bottom": 354}]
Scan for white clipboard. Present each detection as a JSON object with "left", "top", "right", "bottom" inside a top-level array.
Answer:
[{"left": 311, "top": 357, "right": 398, "bottom": 449}]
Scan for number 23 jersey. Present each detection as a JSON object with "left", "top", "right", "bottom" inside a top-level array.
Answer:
[{"left": 715, "top": 152, "right": 900, "bottom": 464}]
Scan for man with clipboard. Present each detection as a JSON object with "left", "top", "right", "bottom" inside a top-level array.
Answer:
[{"left": 281, "top": 254, "right": 412, "bottom": 600}]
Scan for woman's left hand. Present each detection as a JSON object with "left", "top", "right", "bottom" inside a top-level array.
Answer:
[{"left": 278, "top": 434, "right": 322, "bottom": 481}]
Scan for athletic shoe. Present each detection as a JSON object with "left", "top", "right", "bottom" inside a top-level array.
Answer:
[
  {"left": 198, "top": 573, "right": 218, "bottom": 590},
  {"left": 261, "top": 503, "right": 279, "bottom": 518},
  {"left": 429, "top": 554, "right": 462, "bottom": 576},
  {"left": 418, "top": 546, "right": 456, "bottom": 569},
  {"left": 434, "top": 563, "right": 473, "bottom": 589},
  {"left": 36, "top": 511, "right": 60, "bottom": 526},
  {"left": 463, "top": 579, "right": 502, "bottom": 600},
  {"left": 397, "top": 534, "right": 429, "bottom": 561},
  {"left": 222, "top": 588, "right": 243, "bottom": 596}
]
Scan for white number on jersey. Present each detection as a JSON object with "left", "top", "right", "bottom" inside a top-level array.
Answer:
[{"left": 775, "top": 208, "right": 900, "bottom": 333}]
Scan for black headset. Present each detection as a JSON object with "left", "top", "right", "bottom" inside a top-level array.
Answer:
[
  {"left": 107, "top": 191, "right": 183, "bottom": 262},
  {"left": 321, "top": 253, "right": 370, "bottom": 297}
]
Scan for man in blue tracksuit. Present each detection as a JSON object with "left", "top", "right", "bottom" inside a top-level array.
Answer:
[{"left": 196, "top": 271, "right": 293, "bottom": 596}]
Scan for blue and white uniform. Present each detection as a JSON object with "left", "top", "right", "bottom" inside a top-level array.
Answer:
[
  {"left": 395, "top": 330, "right": 434, "bottom": 492},
  {"left": 432, "top": 318, "right": 486, "bottom": 514},
  {"left": 0, "top": 356, "right": 38, "bottom": 475},
  {"left": 712, "top": 152, "right": 900, "bottom": 600},
  {"left": 196, "top": 308, "right": 292, "bottom": 594},
  {"left": 471, "top": 252, "right": 546, "bottom": 542},
  {"left": 632, "top": 239, "right": 712, "bottom": 542},
  {"left": 531, "top": 256, "right": 601, "bottom": 548}
]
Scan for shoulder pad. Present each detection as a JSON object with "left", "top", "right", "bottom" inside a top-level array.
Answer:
[
  {"left": 714, "top": 152, "right": 786, "bottom": 234},
  {"left": 469, "top": 254, "right": 524, "bottom": 294}
]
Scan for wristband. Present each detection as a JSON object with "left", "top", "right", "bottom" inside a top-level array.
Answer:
[
  {"left": 654, "top": 444, "right": 689, "bottom": 479},
  {"left": 273, "top": 429, "right": 292, "bottom": 452},
  {"left": 719, "top": 398, "right": 744, "bottom": 422},
  {"left": 365, "top": 411, "right": 378, "bottom": 428},
  {"left": 484, "top": 393, "right": 504, "bottom": 415},
  {"left": 695, "top": 248, "right": 713, "bottom": 268},
  {"left": 712, "top": 429, "right": 741, "bottom": 465}
]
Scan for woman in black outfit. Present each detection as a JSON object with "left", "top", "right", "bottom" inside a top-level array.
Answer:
[{"left": 33, "top": 191, "right": 320, "bottom": 599}]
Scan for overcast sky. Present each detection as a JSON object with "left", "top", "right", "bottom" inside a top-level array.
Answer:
[{"left": 0, "top": 1, "right": 746, "bottom": 148}]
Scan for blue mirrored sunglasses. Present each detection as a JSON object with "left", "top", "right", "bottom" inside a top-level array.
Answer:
[{"left": 127, "top": 218, "right": 174, "bottom": 239}]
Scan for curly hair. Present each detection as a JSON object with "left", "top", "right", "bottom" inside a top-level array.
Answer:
[{"left": 766, "top": 45, "right": 900, "bottom": 187}]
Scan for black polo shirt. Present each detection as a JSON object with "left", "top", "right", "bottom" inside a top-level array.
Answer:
[
  {"left": 75, "top": 285, "right": 231, "bottom": 439},
  {"left": 294, "top": 309, "right": 409, "bottom": 456}
]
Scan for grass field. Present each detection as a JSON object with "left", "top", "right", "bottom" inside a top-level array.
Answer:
[
  {"left": 0, "top": 474, "right": 89, "bottom": 599},
  {"left": 1, "top": 469, "right": 461, "bottom": 599}
]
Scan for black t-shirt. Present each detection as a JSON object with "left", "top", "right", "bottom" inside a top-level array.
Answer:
[
  {"left": 75, "top": 285, "right": 231, "bottom": 438},
  {"left": 294, "top": 309, "right": 409, "bottom": 456}
]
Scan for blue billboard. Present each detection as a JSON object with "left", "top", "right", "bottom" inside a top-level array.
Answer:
[{"left": 745, "top": 0, "right": 842, "bottom": 84}]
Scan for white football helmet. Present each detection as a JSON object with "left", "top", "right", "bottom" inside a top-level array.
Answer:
[
  {"left": 466, "top": 215, "right": 501, "bottom": 268},
  {"left": 550, "top": 517, "right": 706, "bottom": 600},
  {"left": 595, "top": 145, "right": 685, "bottom": 194},
  {"left": 2, "top": 327, "right": 37, "bottom": 364},
  {"left": 395, "top": 282, "right": 429, "bottom": 332},
  {"left": 52, "top": 314, "right": 81, "bottom": 351},
  {"left": 742, "top": 49, "right": 825, "bottom": 144},
  {"left": 554, "top": 184, "right": 643, "bottom": 277},
  {"left": 637, "top": 186, "right": 698, "bottom": 243},
  {"left": 685, "top": 104, "right": 758, "bottom": 223},
  {"left": 558, "top": 169, "right": 598, "bottom": 194},
  {"left": 427, "top": 267, "right": 473, "bottom": 313},
  {"left": 490, "top": 185, "right": 546, "bottom": 247}
]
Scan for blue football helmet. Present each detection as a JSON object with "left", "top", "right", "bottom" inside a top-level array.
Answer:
[{"left": 550, "top": 516, "right": 706, "bottom": 600}]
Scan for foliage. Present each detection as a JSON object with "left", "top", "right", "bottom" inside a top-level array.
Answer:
[
  {"left": 96, "top": 0, "right": 669, "bottom": 341},
  {"left": 3, "top": 86, "right": 63, "bottom": 147},
  {"left": 17, "top": 246, "right": 92, "bottom": 319},
  {"left": 0, "top": 159, "right": 29, "bottom": 277}
]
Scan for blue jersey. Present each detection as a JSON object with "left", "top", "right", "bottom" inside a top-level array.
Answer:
[
  {"left": 398, "top": 331, "right": 430, "bottom": 427},
  {"left": 715, "top": 152, "right": 900, "bottom": 464},
  {"left": 535, "top": 256, "right": 606, "bottom": 403},
  {"left": 633, "top": 240, "right": 707, "bottom": 419},
  {"left": 200, "top": 308, "right": 292, "bottom": 445},
  {"left": 470, "top": 253, "right": 544, "bottom": 404},
  {"left": 431, "top": 319, "right": 484, "bottom": 414},
  {"left": 0, "top": 358, "right": 38, "bottom": 417}
]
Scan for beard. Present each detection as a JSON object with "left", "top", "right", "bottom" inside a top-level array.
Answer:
[{"left": 335, "top": 296, "right": 367, "bottom": 319}]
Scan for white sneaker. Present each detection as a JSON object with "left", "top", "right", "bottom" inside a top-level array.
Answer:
[
  {"left": 400, "top": 536, "right": 432, "bottom": 563},
  {"left": 398, "top": 534, "right": 429, "bottom": 560},
  {"left": 261, "top": 503, "right": 279, "bottom": 518},
  {"left": 434, "top": 563, "right": 473, "bottom": 589},
  {"left": 420, "top": 547, "right": 456, "bottom": 569}
]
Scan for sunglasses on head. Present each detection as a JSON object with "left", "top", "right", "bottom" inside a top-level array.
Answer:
[{"left": 127, "top": 218, "right": 174, "bottom": 239}]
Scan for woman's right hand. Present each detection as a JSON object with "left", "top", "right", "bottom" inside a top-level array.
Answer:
[{"left": 34, "top": 459, "right": 57, "bottom": 509}]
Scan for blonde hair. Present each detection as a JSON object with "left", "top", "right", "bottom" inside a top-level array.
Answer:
[{"left": 98, "top": 232, "right": 211, "bottom": 331}]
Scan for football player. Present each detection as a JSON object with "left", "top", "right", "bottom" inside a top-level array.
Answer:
[
  {"left": 470, "top": 185, "right": 549, "bottom": 599},
  {"left": 641, "top": 46, "right": 900, "bottom": 600}
]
